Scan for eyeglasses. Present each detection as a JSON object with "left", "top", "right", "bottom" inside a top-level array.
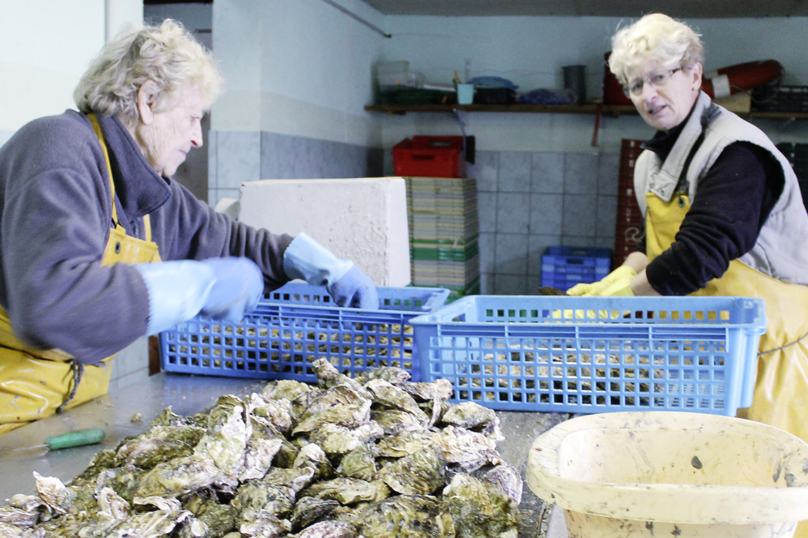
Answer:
[{"left": 624, "top": 68, "right": 682, "bottom": 97}]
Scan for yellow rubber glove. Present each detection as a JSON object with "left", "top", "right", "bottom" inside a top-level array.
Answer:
[{"left": 567, "top": 265, "right": 637, "bottom": 296}]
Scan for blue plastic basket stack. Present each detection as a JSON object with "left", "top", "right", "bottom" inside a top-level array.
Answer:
[
  {"left": 541, "top": 246, "right": 611, "bottom": 292},
  {"left": 409, "top": 295, "right": 766, "bottom": 416},
  {"left": 159, "top": 283, "right": 449, "bottom": 383}
]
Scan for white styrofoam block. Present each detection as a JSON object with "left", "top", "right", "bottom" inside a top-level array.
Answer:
[{"left": 238, "top": 177, "right": 411, "bottom": 287}]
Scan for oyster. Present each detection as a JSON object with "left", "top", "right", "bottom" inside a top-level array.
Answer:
[
  {"left": 435, "top": 426, "right": 505, "bottom": 472},
  {"left": 378, "top": 444, "right": 446, "bottom": 495},
  {"left": 375, "top": 430, "right": 436, "bottom": 458},
  {"left": 292, "top": 386, "right": 371, "bottom": 435},
  {"left": 483, "top": 465, "right": 523, "bottom": 505},
  {"left": 97, "top": 487, "right": 130, "bottom": 521},
  {"left": 442, "top": 473, "right": 519, "bottom": 538},
  {"left": 240, "top": 416, "right": 284, "bottom": 482},
  {"left": 311, "top": 359, "right": 370, "bottom": 399},
  {"left": 289, "top": 498, "right": 340, "bottom": 531},
  {"left": 115, "top": 433, "right": 198, "bottom": 470},
  {"left": 237, "top": 511, "right": 291, "bottom": 538},
  {"left": 399, "top": 379, "right": 454, "bottom": 401},
  {"left": 248, "top": 394, "right": 293, "bottom": 435},
  {"left": 299, "top": 478, "right": 389, "bottom": 505},
  {"left": 291, "top": 520, "right": 357, "bottom": 538},
  {"left": 354, "top": 495, "right": 454, "bottom": 538},
  {"left": 335, "top": 445, "right": 376, "bottom": 481},
  {"left": 135, "top": 455, "right": 220, "bottom": 498},
  {"left": 108, "top": 509, "right": 196, "bottom": 538},
  {"left": 0, "top": 508, "right": 37, "bottom": 528},
  {"left": 261, "top": 467, "right": 316, "bottom": 494},
  {"left": 307, "top": 422, "right": 383, "bottom": 456},
  {"left": 182, "top": 493, "right": 237, "bottom": 538},
  {"left": 194, "top": 396, "right": 250, "bottom": 482},
  {"left": 359, "top": 366, "right": 411, "bottom": 384},
  {"left": 262, "top": 380, "right": 312, "bottom": 402},
  {"left": 272, "top": 438, "right": 300, "bottom": 469},
  {"left": 371, "top": 408, "right": 427, "bottom": 436},
  {"left": 0, "top": 521, "right": 45, "bottom": 537},
  {"left": 292, "top": 443, "right": 334, "bottom": 481},
  {"left": 233, "top": 482, "right": 295, "bottom": 521},
  {"left": 365, "top": 379, "right": 428, "bottom": 421},
  {"left": 441, "top": 402, "right": 497, "bottom": 430}
]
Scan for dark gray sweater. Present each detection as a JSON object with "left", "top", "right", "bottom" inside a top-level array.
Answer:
[{"left": 0, "top": 111, "right": 293, "bottom": 363}]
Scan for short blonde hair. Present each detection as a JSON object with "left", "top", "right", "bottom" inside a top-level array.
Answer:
[
  {"left": 74, "top": 19, "right": 222, "bottom": 128},
  {"left": 609, "top": 13, "right": 704, "bottom": 86}
]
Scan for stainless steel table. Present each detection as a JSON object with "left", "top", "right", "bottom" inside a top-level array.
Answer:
[
  {"left": 0, "top": 372, "right": 569, "bottom": 537},
  {"left": 0, "top": 373, "right": 266, "bottom": 500}
]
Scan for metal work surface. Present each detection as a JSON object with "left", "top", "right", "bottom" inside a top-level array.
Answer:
[
  {"left": 0, "top": 372, "right": 570, "bottom": 537},
  {"left": 0, "top": 373, "right": 266, "bottom": 499}
]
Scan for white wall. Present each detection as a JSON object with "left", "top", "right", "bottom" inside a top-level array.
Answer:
[
  {"left": 212, "top": 0, "right": 386, "bottom": 148},
  {"left": 377, "top": 15, "right": 808, "bottom": 154},
  {"left": 0, "top": 0, "right": 142, "bottom": 144}
]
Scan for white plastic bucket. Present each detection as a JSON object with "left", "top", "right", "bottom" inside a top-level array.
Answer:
[{"left": 527, "top": 412, "right": 808, "bottom": 537}]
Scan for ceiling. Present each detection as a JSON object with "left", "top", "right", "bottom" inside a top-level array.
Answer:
[{"left": 360, "top": 0, "right": 808, "bottom": 18}]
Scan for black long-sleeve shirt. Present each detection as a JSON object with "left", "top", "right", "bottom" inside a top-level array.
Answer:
[{"left": 638, "top": 119, "right": 784, "bottom": 296}]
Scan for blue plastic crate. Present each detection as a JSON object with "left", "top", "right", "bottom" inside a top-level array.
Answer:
[
  {"left": 159, "top": 283, "right": 450, "bottom": 383},
  {"left": 542, "top": 246, "right": 611, "bottom": 291},
  {"left": 409, "top": 296, "right": 766, "bottom": 415}
]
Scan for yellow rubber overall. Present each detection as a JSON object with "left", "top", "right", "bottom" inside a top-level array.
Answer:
[
  {"left": 647, "top": 191, "right": 808, "bottom": 537},
  {"left": 0, "top": 114, "right": 161, "bottom": 434}
]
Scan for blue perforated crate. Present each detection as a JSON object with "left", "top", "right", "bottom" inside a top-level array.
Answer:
[
  {"left": 541, "top": 246, "right": 611, "bottom": 291},
  {"left": 159, "top": 283, "right": 450, "bottom": 382},
  {"left": 409, "top": 296, "right": 766, "bottom": 415}
]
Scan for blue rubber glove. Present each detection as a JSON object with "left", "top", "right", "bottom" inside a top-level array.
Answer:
[
  {"left": 328, "top": 265, "right": 380, "bottom": 309},
  {"left": 199, "top": 257, "right": 264, "bottom": 320},
  {"left": 135, "top": 261, "right": 216, "bottom": 335},
  {"left": 135, "top": 258, "right": 265, "bottom": 335},
  {"left": 283, "top": 232, "right": 379, "bottom": 309}
]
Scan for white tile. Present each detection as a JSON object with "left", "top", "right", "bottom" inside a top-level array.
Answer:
[
  {"left": 495, "top": 233, "right": 529, "bottom": 275},
  {"left": 532, "top": 152, "right": 565, "bottom": 193},
  {"left": 496, "top": 193, "right": 530, "bottom": 234},
  {"left": 467, "top": 151, "right": 499, "bottom": 192},
  {"left": 562, "top": 194, "right": 598, "bottom": 237},
  {"left": 499, "top": 151, "right": 531, "bottom": 192},
  {"left": 564, "top": 152, "right": 599, "bottom": 194},
  {"left": 530, "top": 194, "right": 563, "bottom": 235}
]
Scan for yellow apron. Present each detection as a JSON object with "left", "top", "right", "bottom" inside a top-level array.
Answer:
[
  {"left": 0, "top": 113, "right": 161, "bottom": 434},
  {"left": 647, "top": 191, "right": 808, "bottom": 536}
]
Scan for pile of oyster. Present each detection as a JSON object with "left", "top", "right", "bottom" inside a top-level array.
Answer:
[{"left": 0, "top": 359, "right": 521, "bottom": 538}]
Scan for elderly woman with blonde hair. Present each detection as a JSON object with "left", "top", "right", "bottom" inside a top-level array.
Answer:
[
  {"left": 570, "top": 10, "right": 808, "bottom": 484},
  {"left": 0, "top": 20, "right": 376, "bottom": 432}
]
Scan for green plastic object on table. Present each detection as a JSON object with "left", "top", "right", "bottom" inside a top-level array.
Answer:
[{"left": 44, "top": 428, "right": 105, "bottom": 450}]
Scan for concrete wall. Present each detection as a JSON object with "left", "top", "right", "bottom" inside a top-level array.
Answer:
[
  {"left": 208, "top": 0, "right": 387, "bottom": 206},
  {"left": 0, "top": 0, "right": 147, "bottom": 389},
  {"left": 375, "top": 15, "right": 808, "bottom": 293}
]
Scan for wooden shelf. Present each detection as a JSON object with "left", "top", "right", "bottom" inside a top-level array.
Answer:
[{"left": 364, "top": 103, "right": 808, "bottom": 120}]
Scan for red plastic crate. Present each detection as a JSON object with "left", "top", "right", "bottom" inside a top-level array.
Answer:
[{"left": 393, "top": 136, "right": 466, "bottom": 178}]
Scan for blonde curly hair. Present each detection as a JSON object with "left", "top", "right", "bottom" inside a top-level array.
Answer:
[
  {"left": 609, "top": 13, "right": 704, "bottom": 86},
  {"left": 74, "top": 19, "right": 222, "bottom": 128}
]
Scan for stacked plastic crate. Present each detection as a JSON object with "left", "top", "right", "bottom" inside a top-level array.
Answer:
[
  {"left": 614, "top": 139, "right": 646, "bottom": 268},
  {"left": 392, "top": 136, "right": 480, "bottom": 300},
  {"left": 775, "top": 142, "right": 808, "bottom": 212},
  {"left": 541, "top": 246, "right": 611, "bottom": 291},
  {"left": 406, "top": 176, "right": 481, "bottom": 299}
]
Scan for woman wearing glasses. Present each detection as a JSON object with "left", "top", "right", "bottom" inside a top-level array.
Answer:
[{"left": 570, "top": 12, "right": 808, "bottom": 456}]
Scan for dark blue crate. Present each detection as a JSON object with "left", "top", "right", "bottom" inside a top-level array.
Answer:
[
  {"left": 159, "top": 283, "right": 450, "bottom": 383},
  {"left": 542, "top": 247, "right": 611, "bottom": 290},
  {"left": 410, "top": 296, "right": 766, "bottom": 415}
]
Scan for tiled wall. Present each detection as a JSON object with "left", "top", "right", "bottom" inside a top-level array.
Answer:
[
  {"left": 208, "top": 130, "right": 384, "bottom": 207},
  {"left": 460, "top": 150, "right": 619, "bottom": 295}
]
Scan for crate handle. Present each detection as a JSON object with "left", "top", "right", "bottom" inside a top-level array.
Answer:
[{"left": 410, "top": 154, "right": 436, "bottom": 161}]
